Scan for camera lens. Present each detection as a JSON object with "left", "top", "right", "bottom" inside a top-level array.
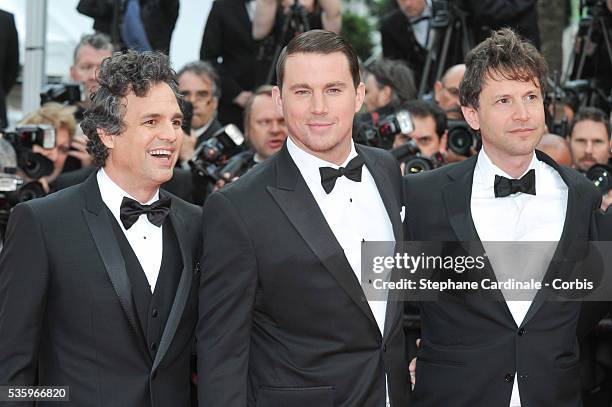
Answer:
[{"left": 586, "top": 164, "right": 612, "bottom": 194}]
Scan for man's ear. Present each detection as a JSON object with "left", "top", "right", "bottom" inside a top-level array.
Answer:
[
  {"left": 98, "top": 129, "right": 116, "bottom": 149},
  {"left": 272, "top": 86, "right": 283, "bottom": 116},
  {"left": 355, "top": 82, "right": 366, "bottom": 113},
  {"left": 433, "top": 81, "right": 443, "bottom": 102},
  {"left": 461, "top": 105, "right": 480, "bottom": 131},
  {"left": 380, "top": 85, "right": 393, "bottom": 106}
]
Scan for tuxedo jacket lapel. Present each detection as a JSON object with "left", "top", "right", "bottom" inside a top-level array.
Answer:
[
  {"left": 356, "top": 146, "right": 404, "bottom": 340},
  {"left": 442, "top": 156, "right": 514, "bottom": 317},
  {"left": 80, "top": 174, "right": 150, "bottom": 356},
  {"left": 152, "top": 194, "right": 194, "bottom": 373},
  {"left": 521, "top": 151, "right": 584, "bottom": 325},
  {"left": 267, "top": 145, "right": 379, "bottom": 331}
]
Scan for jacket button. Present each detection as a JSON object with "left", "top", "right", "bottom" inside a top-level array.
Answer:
[
  {"left": 505, "top": 373, "right": 514, "bottom": 383},
  {"left": 150, "top": 342, "right": 158, "bottom": 351},
  {"left": 517, "top": 328, "right": 525, "bottom": 336},
  {"left": 152, "top": 309, "right": 159, "bottom": 318}
]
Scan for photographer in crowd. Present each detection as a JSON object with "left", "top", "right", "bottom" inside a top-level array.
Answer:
[
  {"left": 70, "top": 33, "right": 114, "bottom": 116},
  {"left": 213, "top": 85, "right": 288, "bottom": 189},
  {"left": 433, "top": 64, "right": 466, "bottom": 120},
  {"left": 177, "top": 61, "right": 222, "bottom": 163},
  {"left": 17, "top": 103, "right": 78, "bottom": 190},
  {"left": 380, "top": 0, "right": 430, "bottom": 87},
  {"left": 354, "top": 58, "right": 417, "bottom": 150},
  {"left": 392, "top": 100, "right": 446, "bottom": 158},
  {"left": 568, "top": 107, "right": 612, "bottom": 211},
  {"left": 252, "top": 0, "right": 342, "bottom": 84}
]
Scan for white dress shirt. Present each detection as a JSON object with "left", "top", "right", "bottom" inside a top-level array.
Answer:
[
  {"left": 471, "top": 148, "right": 568, "bottom": 407},
  {"left": 287, "top": 136, "right": 394, "bottom": 405},
  {"left": 97, "top": 168, "right": 164, "bottom": 292},
  {"left": 409, "top": 0, "right": 432, "bottom": 49}
]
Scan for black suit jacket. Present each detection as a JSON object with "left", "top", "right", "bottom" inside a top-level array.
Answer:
[
  {"left": 403, "top": 151, "right": 603, "bottom": 406},
  {"left": 0, "top": 9, "right": 19, "bottom": 128},
  {"left": 200, "top": 0, "right": 256, "bottom": 129},
  {"left": 380, "top": 10, "right": 427, "bottom": 88},
  {"left": 197, "top": 143, "right": 410, "bottom": 407},
  {"left": 0, "top": 174, "right": 202, "bottom": 406}
]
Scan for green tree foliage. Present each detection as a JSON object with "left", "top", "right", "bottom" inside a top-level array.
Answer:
[{"left": 341, "top": 12, "right": 374, "bottom": 61}]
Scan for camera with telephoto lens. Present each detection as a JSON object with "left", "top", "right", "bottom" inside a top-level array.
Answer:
[
  {"left": 2, "top": 126, "right": 56, "bottom": 180},
  {"left": 447, "top": 120, "right": 479, "bottom": 156},
  {"left": 390, "top": 139, "right": 445, "bottom": 175},
  {"left": 586, "top": 163, "right": 612, "bottom": 194},
  {"left": 40, "top": 83, "right": 84, "bottom": 106},
  {"left": 354, "top": 110, "right": 415, "bottom": 149},
  {"left": 188, "top": 124, "right": 246, "bottom": 183}
]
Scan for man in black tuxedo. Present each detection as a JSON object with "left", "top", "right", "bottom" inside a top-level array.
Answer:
[
  {"left": 0, "top": 8, "right": 19, "bottom": 128},
  {"left": 0, "top": 51, "right": 201, "bottom": 406},
  {"left": 200, "top": 0, "right": 258, "bottom": 129},
  {"left": 197, "top": 30, "right": 409, "bottom": 407},
  {"left": 404, "top": 28, "right": 605, "bottom": 406}
]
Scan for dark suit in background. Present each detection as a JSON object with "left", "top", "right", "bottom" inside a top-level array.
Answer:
[
  {"left": 200, "top": 0, "right": 257, "bottom": 129},
  {"left": 0, "top": 174, "right": 202, "bottom": 406},
  {"left": 0, "top": 9, "right": 19, "bottom": 128},
  {"left": 197, "top": 143, "right": 410, "bottom": 407},
  {"left": 403, "top": 151, "right": 603, "bottom": 406}
]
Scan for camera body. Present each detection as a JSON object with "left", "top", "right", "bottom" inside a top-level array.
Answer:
[
  {"left": 2, "top": 126, "right": 56, "bottom": 180},
  {"left": 188, "top": 124, "right": 246, "bottom": 183},
  {"left": 447, "top": 120, "right": 479, "bottom": 156},
  {"left": 354, "top": 110, "right": 415, "bottom": 149},
  {"left": 586, "top": 163, "right": 612, "bottom": 194},
  {"left": 40, "top": 83, "right": 84, "bottom": 106}
]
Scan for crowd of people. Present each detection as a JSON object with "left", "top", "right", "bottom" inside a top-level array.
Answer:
[{"left": 0, "top": 0, "right": 612, "bottom": 406}]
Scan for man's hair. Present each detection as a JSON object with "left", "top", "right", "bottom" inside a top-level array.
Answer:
[
  {"left": 19, "top": 102, "right": 77, "bottom": 139},
  {"left": 459, "top": 28, "right": 548, "bottom": 110},
  {"left": 177, "top": 60, "right": 221, "bottom": 100},
  {"left": 73, "top": 32, "right": 114, "bottom": 65},
  {"left": 401, "top": 100, "right": 447, "bottom": 139},
  {"left": 81, "top": 50, "right": 181, "bottom": 167},
  {"left": 276, "top": 30, "right": 360, "bottom": 90},
  {"left": 569, "top": 107, "right": 611, "bottom": 140},
  {"left": 366, "top": 58, "right": 416, "bottom": 109},
  {"left": 243, "top": 85, "right": 274, "bottom": 136}
]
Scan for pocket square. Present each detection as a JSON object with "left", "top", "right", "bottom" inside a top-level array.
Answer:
[{"left": 400, "top": 206, "right": 406, "bottom": 222}]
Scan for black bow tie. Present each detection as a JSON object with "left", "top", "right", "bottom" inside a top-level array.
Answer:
[
  {"left": 120, "top": 196, "right": 171, "bottom": 230},
  {"left": 319, "top": 155, "right": 365, "bottom": 194},
  {"left": 494, "top": 169, "right": 536, "bottom": 198}
]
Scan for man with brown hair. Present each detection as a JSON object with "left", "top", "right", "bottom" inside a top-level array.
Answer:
[
  {"left": 404, "top": 28, "right": 603, "bottom": 406},
  {"left": 197, "top": 30, "right": 409, "bottom": 407}
]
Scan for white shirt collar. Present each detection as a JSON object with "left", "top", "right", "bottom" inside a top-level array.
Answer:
[
  {"left": 97, "top": 168, "right": 160, "bottom": 227},
  {"left": 286, "top": 136, "right": 358, "bottom": 188},
  {"left": 475, "top": 148, "right": 538, "bottom": 192},
  {"left": 193, "top": 118, "right": 215, "bottom": 139}
]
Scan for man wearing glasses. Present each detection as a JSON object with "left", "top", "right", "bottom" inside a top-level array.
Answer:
[{"left": 433, "top": 63, "right": 466, "bottom": 120}]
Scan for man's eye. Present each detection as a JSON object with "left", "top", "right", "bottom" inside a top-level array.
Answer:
[
  {"left": 144, "top": 119, "right": 156, "bottom": 126},
  {"left": 526, "top": 94, "right": 538, "bottom": 101},
  {"left": 172, "top": 119, "right": 183, "bottom": 127},
  {"left": 295, "top": 90, "right": 310, "bottom": 95},
  {"left": 327, "top": 88, "right": 341, "bottom": 94},
  {"left": 496, "top": 98, "right": 510, "bottom": 104}
]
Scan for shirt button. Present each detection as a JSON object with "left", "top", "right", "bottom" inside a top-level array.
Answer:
[
  {"left": 143, "top": 236, "right": 147, "bottom": 240},
  {"left": 504, "top": 373, "right": 514, "bottom": 383},
  {"left": 349, "top": 198, "right": 353, "bottom": 203}
]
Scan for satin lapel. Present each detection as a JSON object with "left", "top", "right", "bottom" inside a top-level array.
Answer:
[
  {"left": 356, "top": 146, "right": 403, "bottom": 339},
  {"left": 81, "top": 174, "right": 149, "bottom": 354},
  {"left": 267, "top": 145, "right": 379, "bottom": 330},
  {"left": 442, "top": 158, "right": 513, "bottom": 317},
  {"left": 521, "top": 152, "right": 582, "bottom": 326},
  {"left": 152, "top": 197, "right": 194, "bottom": 373}
]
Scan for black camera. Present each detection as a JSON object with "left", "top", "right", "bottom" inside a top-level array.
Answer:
[
  {"left": 354, "top": 110, "right": 415, "bottom": 149},
  {"left": 40, "top": 83, "right": 83, "bottom": 106},
  {"left": 188, "top": 124, "right": 246, "bottom": 182},
  {"left": 447, "top": 120, "right": 479, "bottom": 156},
  {"left": 390, "top": 139, "right": 445, "bottom": 175},
  {"left": 586, "top": 163, "right": 612, "bottom": 193},
  {"left": 2, "top": 126, "right": 56, "bottom": 179}
]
